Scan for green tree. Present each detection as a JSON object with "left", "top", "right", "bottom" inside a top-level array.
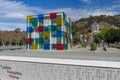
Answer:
[
  {"left": 94, "top": 28, "right": 110, "bottom": 43},
  {"left": 105, "top": 28, "right": 120, "bottom": 43}
]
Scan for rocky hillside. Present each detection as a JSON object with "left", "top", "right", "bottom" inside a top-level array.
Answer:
[
  {"left": 73, "top": 15, "right": 120, "bottom": 33},
  {"left": 72, "top": 14, "right": 120, "bottom": 44}
]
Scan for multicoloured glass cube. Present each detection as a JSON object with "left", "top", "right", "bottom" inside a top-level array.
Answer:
[{"left": 26, "top": 12, "right": 72, "bottom": 50}]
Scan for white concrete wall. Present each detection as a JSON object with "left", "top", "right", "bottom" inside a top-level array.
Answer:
[{"left": 0, "top": 56, "right": 120, "bottom": 80}]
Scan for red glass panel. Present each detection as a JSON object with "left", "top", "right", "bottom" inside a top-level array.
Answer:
[
  {"left": 50, "top": 13, "right": 57, "bottom": 20},
  {"left": 38, "top": 26, "right": 44, "bottom": 32}
]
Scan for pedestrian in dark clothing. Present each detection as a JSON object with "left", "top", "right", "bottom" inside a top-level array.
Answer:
[{"left": 103, "top": 43, "right": 107, "bottom": 51}]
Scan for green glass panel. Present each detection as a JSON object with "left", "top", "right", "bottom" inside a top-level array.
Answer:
[
  {"left": 68, "top": 33, "right": 70, "bottom": 40},
  {"left": 39, "top": 44, "right": 44, "bottom": 49},
  {"left": 38, "top": 38, "right": 44, "bottom": 44},
  {"left": 64, "top": 44, "right": 68, "bottom": 50},
  {"left": 70, "top": 27, "right": 72, "bottom": 33},
  {"left": 50, "top": 25, "right": 57, "bottom": 32},
  {"left": 32, "top": 20, "right": 38, "bottom": 28},
  {"left": 63, "top": 12, "right": 66, "bottom": 20}
]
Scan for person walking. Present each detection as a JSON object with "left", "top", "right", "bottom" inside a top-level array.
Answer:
[{"left": 103, "top": 43, "right": 107, "bottom": 51}]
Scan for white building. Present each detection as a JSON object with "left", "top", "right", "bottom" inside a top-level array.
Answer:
[{"left": 91, "top": 21, "right": 99, "bottom": 35}]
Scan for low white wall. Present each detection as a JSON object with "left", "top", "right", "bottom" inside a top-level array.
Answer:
[{"left": 0, "top": 56, "right": 120, "bottom": 80}]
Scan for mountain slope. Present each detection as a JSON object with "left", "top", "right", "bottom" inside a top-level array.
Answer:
[{"left": 72, "top": 14, "right": 120, "bottom": 44}]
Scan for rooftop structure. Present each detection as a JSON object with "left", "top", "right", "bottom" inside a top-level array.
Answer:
[{"left": 26, "top": 12, "right": 72, "bottom": 50}]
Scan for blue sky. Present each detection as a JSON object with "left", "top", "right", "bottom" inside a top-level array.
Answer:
[{"left": 0, "top": 0, "right": 120, "bottom": 31}]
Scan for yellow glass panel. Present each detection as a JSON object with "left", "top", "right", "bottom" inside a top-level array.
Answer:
[
  {"left": 66, "top": 28, "right": 69, "bottom": 33},
  {"left": 43, "top": 32, "right": 50, "bottom": 38},
  {"left": 63, "top": 38, "right": 66, "bottom": 44},
  {"left": 56, "top": 18, "right": 64, "bottom": 26},
  {"left": 70, "top": 43, "right": 73, "bottom": 48},
  {"left": 26, "top": 16, "right": 32, "bottom": 22},
  {"left": 32, "top": 44, "right": 38, "bottom": 50}
]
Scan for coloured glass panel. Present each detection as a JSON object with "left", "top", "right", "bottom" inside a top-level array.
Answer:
[
  {"left": 32, "top": 44, "right": 38, "bottom": 50},
  {"left": 38, "top": 26, "right": 44, "bottom": 32},
  {"left": 38, "top": 14, "right": 44, "bottom": 21},
  {"left": 27, "top": 16, "right": 32, "bottom": 22},
  {"left": 56, "top": 18, "right": 64, "bottom": 26},
  {"left": 38, "top": 38, "right": 44, "bottom": 44},
  {"left": 50, "top": 13, "right": 57, "bottom": 20},
  {"left": 26, "top": 27, "right": 32, "bottom": 33}
]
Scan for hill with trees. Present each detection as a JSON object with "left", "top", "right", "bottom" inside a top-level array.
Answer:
[{"left": 73, "top": 14, "right": 120, "bottom": 44}]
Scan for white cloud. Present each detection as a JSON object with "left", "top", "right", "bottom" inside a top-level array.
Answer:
[
  {"left": 0, "top": 0, "right": 35, "bottom": 20},
  {"left": 0, "top": 0, "right": 120, "bottom": 31},
  {"left": 79, "top": 0, "right": 90, "bottom": 2},
  {"left": 0, "top": 0, "right": 120, "bottom": 21},
  {"left": 0, "top": 13, "right": 25, "bottom": 20},
  {"left": 0, "top": 0, "right": 34, "bottom": 31},
  {"left": 0, "top": 22, "right": 25, "bottom": 31},
  {"left": 32, "top": 8, "right": 117, "bottom": 21},
  {"left": 22, "top": 8, "right": 116, "bottom": 22},
  {"left": 78, "top": 0, "right": 91, "bottom": 4}
]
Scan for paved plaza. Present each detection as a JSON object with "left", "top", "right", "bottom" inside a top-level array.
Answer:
[{"left": 0, "top": 45, "right": 119, "bottom": 62}]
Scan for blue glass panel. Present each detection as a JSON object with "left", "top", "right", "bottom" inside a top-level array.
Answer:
[
  {"left": 44, "top": 27, "right": 49, "bottom": 31},
  {"left": 57, "top": 31, "right": 64, "bottom": 38},
  {"left": 26, "top": 27, "right": 32, "bottom": 33},
  {"left": 44, "top": 44, "right": 50, "bottom": 50},
  {"left": 38, "top": 14, "right": 44, "bottom": 20}
]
